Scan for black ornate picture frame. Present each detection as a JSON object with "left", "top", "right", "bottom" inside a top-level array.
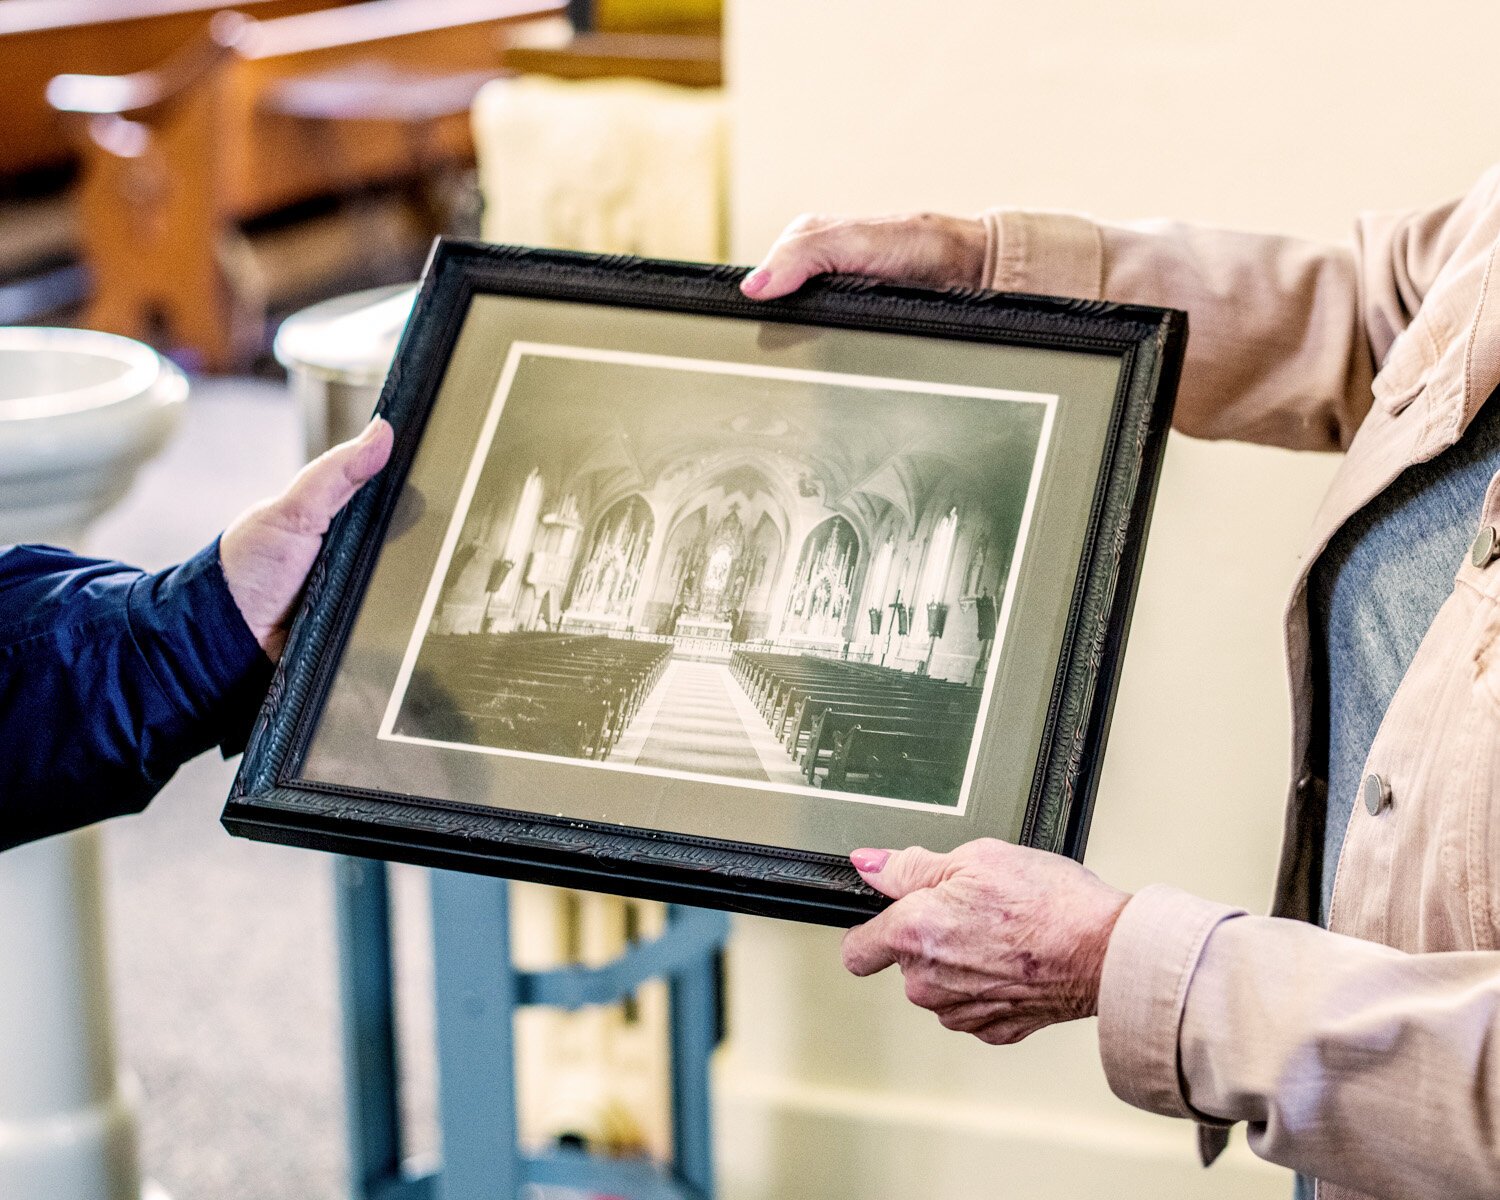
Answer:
[{"left": 222, "top": 239, "right": 1185, "bottom": 926}]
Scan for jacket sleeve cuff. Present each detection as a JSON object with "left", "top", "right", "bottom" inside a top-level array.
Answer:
[
  {"left": 1097, "top": 883, "right": 1247, "bottom": 1122},
  {"left": 980, "top": 209, "right": 1105, "bottom": 300},
  {"left": 124, "top": 536, "right": 273, "bottom": 758}
]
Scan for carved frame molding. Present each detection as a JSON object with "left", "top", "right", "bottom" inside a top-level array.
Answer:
[{"left": 222, "top": 239, "right": 1186, "bottom": 926}]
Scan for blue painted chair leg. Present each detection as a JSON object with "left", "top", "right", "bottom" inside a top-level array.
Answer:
[
  {"left": 667, "top": 905, "right": 723, "bottom": 1197},
  {"left": 429, "top": 871, "right": 521, "bottom": 1200},
  {"left": 335, "top": 857, "right": 404, "bottom": 1200}
]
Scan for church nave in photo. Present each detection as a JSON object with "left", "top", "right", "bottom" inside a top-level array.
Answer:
[{"left": 394, "top": 352, "right": 1045, "bottom": 804}]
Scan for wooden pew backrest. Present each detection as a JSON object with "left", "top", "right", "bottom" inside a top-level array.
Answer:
[
  {"left": 225, "top": 0, "right": 565, "bottom": 216},
  {"left": 0, "top": 0, "right": 347, "bottom": 176}
]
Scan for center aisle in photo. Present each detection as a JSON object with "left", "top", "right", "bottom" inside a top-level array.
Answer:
[{"left": 627, "top": 661, "right": 772, "bottom": 782}]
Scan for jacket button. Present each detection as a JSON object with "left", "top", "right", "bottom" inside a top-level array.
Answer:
[
  {"left": 1471, "top": 525, "right": 1499, "bottom": 568},
  {"left": 1363, "top": 773, "right": 1391, "bottom": 816}
]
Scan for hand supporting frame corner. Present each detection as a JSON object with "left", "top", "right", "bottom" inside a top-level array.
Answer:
[
  {"left": 843, "top": 839, "right": 1132, "bottom": 1045},
  {"left": 220, "top": 417, "right": 395, "bottom": 661}
]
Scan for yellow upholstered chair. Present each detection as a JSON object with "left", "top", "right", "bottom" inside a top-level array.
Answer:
[{"left": 471, "top": 73, "right": 728, "bottom": 260}]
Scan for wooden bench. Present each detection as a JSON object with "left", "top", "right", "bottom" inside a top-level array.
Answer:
[
  {"left": 783, "top": 692, "right": 980, "bottom": 758},
  {"left": 0, "top": 0, "right": 352, "bottom": 179},
  {"left": 726, "top": 648, "right": 981, "bottom": 802},
  {"left": 732, "top": 650, "right": 974, "bottom": 719},
  {"left": 401, "top": 631, "right": 668, "bottom": 758},
  {"left": 766, "top": 673, "right": 973, "bottom": 728},
  {"left": 802, "top": 712, "right": 970, "bottom": 785},
  {"left": 824, "top": 728, "right": 973, "bottom": 803},
  {"left": 47, "top": 0, "right": 561, "bottom": 370}
]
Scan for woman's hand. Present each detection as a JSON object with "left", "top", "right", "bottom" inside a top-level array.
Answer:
[
  {"left": 843, "top": 838, "right": 1131, "bottom": 1045},
  {"left": 741, "top": 212, "right": 988, "bottom": 301},
  {"left": 219, "top": 417, "right": 394, "bottom": 661}
]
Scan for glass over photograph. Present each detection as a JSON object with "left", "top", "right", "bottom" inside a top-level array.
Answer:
[{"left": 378, "top": 343, "right": 1054, "bottom": 812}]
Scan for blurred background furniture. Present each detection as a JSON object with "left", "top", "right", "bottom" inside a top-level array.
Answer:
[
  {"left": 503, "top": 29, "right": 720, "bottom": 87},
  {"left": 31, "top": 0, "right": 726, "bottom": 371},
  {"left": 470, "top": 73, "right": 726, "bottom": 257},
  {"left": 570, "top": 0, "right": 718, "bottom": 35},
  {"left": 0, "top": 0, "right": 355, "bottom": 320},
  {"left": 468, "top": 0, "right": 727, "bottom": 258},
  {"left": 0, "top": 0, "right": 354, "bottom": 179},
  {"left": 274, "top": 281, "right": 416, "bottom": 453},
  {"left": 0, "top": 326, "right": 184, "bottom": 1200},
  {"left": 339, "top": 866, "right": 727, "bottom": 1200},
  {"left": 46, "top": 0, "right": 564, "bottom": 371}
]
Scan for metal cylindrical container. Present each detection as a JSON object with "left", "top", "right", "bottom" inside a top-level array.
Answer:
[{"left": 273, "top": 284, "right": 416, "bottom": 459}]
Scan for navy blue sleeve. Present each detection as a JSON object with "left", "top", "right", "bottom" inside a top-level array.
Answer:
[{"left": 0, "top": 539, "right": 273, "bottom": 852}]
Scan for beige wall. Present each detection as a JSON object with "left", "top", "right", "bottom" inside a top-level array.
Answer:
[{"left": 716, "top": 3, "right": 1500, "bottom": 1198}]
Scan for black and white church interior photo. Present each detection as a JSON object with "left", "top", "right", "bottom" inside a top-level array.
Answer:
[{"left": 388, "top": 347, "right": 1051, "bottom": 808}]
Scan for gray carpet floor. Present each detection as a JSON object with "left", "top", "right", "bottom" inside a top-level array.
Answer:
[{"left": 83, "top": 379, "right": 439, "bottom": 1200}]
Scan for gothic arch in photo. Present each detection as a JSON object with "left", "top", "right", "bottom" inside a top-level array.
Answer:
[
  {"left": 644, "top": 462, "right": 790, "bottom": 640},
  {"left": 781, "top": 515, "right": 862, "bottom": 646},
  {"left": 566, "top": 494, "right": 654, "bottom": 624}
]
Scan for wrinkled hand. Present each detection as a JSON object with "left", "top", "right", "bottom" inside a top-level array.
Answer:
[
  {"left": 219, "top": 417, "right": 394, "bottom": 661},
  {"left": 842, "top": 839, "right": 1131, "bottom": 1045},
  {"left": 740, "top": 212, "right": 988, "bottom": 301}
]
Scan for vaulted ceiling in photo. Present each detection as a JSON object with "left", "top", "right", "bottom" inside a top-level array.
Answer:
[{"left": 493, "top": 352, "right": 1046, "bottom": 533}]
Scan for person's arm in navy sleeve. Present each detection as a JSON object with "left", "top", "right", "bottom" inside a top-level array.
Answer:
[
  {"left": 0, "top": 541, "right": 270, "bottom": 850},
  {"left": 0, "top": 418, "right": 393, "bottom": 852}
]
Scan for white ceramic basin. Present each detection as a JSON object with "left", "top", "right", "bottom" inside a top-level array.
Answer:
[{"left": 0, "top": 328, "right": 185, "bottom": 544}]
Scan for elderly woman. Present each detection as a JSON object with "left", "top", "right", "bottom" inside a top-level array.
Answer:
[{"left": 743, "top": 173, "right": 1500, "bottom": 1200}]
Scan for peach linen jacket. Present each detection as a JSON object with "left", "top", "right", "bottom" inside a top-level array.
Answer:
[{"left": 981, "top": 166, "right": 1500, "bottom": 1200}]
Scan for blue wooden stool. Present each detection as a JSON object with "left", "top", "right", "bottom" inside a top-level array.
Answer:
[{"left": 335, "top": 857, "right": 729, "bottom": 1200}]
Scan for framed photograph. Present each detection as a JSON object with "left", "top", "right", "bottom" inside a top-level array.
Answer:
[{"left": 223, "top": 239, "right": 1184, "bottom": 925}]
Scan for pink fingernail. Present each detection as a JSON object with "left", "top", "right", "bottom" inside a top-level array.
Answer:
[
  {"left": 742, "top": 268, "right": 769, "bottom": 296},
  {"left": 851, "top": 849, "right": 890, "bottom": 874}
]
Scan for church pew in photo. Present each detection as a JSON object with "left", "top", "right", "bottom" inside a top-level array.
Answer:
[
  {"left": 729, "top": 651, "right": 978, "bottom": 735},
  {"left": 782, "top": 692, "right": 981, "bottom": 759},
  {"left": 735, "top": 651, "right": 871, "bottom": 708},
  {"left": 0, "top": 0, "right": 351, "bottom": 178},
  {"left": 46, "top": 0, "right": 562, "bottom": 370},
  {"left": 460, "top": 636, "right": 670, "bottom": 701},
  {"left": 729, "top": 650, "right": 814, "bottom": 701},
  {"left": 453, "top": 670, "right": 632, "bottom": 755},
  {"left": 772, "top": 685, "right": 972, "bottom": 745},
  {"left": 728, "top": 653, "right": 981, "bottom": 757},
  {"left": 469, "top": 691, "right": 604, "bottom": 758},
  {"left": 411, "top": 631, "right": 669, "bottom": 758},
  {"left": 802, "top": 711, "right": 970, "bottom": 786},
  {"left": 767, "top": 674, "right": 977, "bottom": 734},
  {"left": 452, "top": 654, "right": 665, "bottom": 738},
  {"left": 740, "top": 653, "right": 971, "bottom": 720},
  {"left": 435, "top": 682, "right": 629, "bottom": 758},
  {"left": 397, "top": 674, "right": 612, "bottom": 757},
  {"left": 774, "top": 679, "right": 980, "bottom": 735},
  {"left": 823, "top": 728, "right": 973, "bottom": 802},
  {"left": 754, "top": 663, "right": 866, "bottom": 718}
]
